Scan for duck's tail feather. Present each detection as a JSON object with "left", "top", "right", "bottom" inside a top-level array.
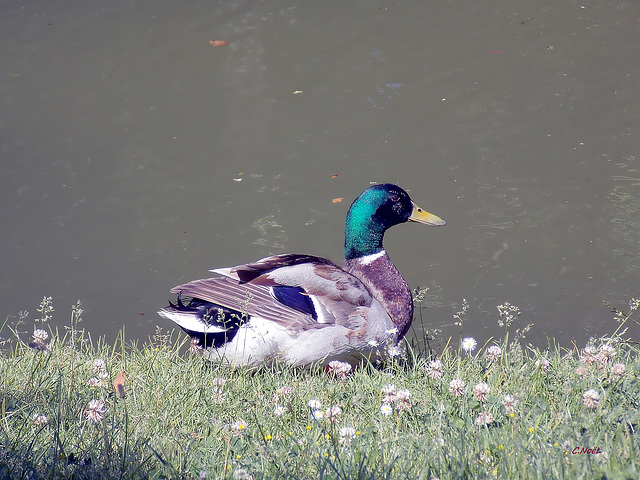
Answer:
[{"left": 157, "top": 293, "right": 245, "bottom": 348}]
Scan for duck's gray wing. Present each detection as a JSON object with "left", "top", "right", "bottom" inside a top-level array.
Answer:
[{"left": 173, "top": 254, "right": 374, "bottom": 334}]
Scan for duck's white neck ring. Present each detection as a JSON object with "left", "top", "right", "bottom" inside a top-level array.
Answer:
[{"left": 357, "top": 250, "right": 387, "bottom": 266}]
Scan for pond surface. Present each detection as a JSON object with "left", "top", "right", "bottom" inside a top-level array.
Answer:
[{"left": 2, "top": 0, "right": 640, "bottom": 349}]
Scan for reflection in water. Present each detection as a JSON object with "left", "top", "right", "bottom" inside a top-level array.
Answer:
[{"left": 607, "top": 157, "right": 640, "bottom": 276}]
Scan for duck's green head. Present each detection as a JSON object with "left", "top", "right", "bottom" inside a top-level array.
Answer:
[{"left": 344, "top": 183, "right": 446, "bottom": 260}]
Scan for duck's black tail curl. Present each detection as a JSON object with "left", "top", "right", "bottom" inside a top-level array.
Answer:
[{"left": 160, "top": 292, "right": 246, "bottom": 348}]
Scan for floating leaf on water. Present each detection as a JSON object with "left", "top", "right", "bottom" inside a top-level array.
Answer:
[
  {"left": 209, "top": 40, "right": 229, "bottom": 47},
  {"left": 253, "top": 215, "right": 288, "bottom": 249},
  {"left": 332, "top": 198, "right": 343, "bottom": 204}
]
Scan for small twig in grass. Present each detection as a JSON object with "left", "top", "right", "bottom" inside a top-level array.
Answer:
[{"left": 223, "top": 431, "right": 231, "bottom": 475}]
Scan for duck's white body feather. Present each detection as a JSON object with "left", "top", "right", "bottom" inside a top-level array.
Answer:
[{"left": 199, "top": 305, "right": 396, "bottom": 367}]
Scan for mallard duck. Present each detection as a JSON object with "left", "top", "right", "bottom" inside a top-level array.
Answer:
[{"left": 158, "top": 183, "right": 445, "bottom": 367}]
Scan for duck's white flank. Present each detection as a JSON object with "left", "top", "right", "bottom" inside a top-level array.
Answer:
[{"left": 201, "top": 306, "right": 399, "bottom": 367}]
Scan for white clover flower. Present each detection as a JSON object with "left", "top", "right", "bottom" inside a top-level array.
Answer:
[
  {"left": 583, "top": 389, "right": 600, "bottom": 409},
  {"left": 382, "top": 393, "right": 398, "bottom": 403},
  {"left": 501, "top": 394, "right": 518, "bottom": 414},
  {"left": 211, "top": 387, "right": 225, "bottom": 403},
  {"left": 475, "top": 411, "right": 495, "bottom": 426},
  {"left": 85, "top": 399, "right": 105, "bottom": 423},
  {"left": 233, "top": 468, "right": 254, "bottom": 480},
  {"left": 427, "top": 359, "right": 444, "bottom": 379},
  {"left": 32, "top": 413, "right": 48, "bottom": 426},
  {"left": 381, "top": 384, "right": 398, "bottom": 403},
  {"left": 575, "top": 366, "right": 589, "bottom": 378},
  {"left": 211, "top": 377, "right": 226, "bottom": 387},
  {"left": 580, "top": 346, "right": 597, "bottom": 365},
  {"left": 396, "top": 389, "right": 411, "bottom": 401},
  {"left": 87, "top": 377, "right": 108, "bottom": 388},
  {"left": 339, "top": 425, "right": 357, "bottom": 437},
  {"left": 462, "top": 337, "right": 477, "bottom": 353},
  {"left": 535, "top": 357, "right": 550, "bottom": 372},
  {"left": 379, "top": 403, "right": 393, "bottom": 416},
  {"left": 325, "top": 405, "right": 343, "bottom": 423},
  {"left": 310, "top": 409, "right": 324, "bottom": 420},
  {"left": 381, "top": 384, "right": 397, "bottom": 395},
  {"left": 308, "top": 399, "right": 322, "bottom": 410},
  {"left": 388, "top": 389, "right": 412, "bottom": 411},
  {"left": 326, "top": 360, "right": 352, "bottom": 379},
  {"left": 276, "top": 385, "right": 293, "bottom": 395},
  {"left": 92, "top": 359, "right": 107, "bottom": 375},
  {"left": 189, "top": 338, "right": 203, "bottom": 353},
  {"left": 597, "top": 345, "right": 616, "bottom": 364},
  {"left": 449, "top": 379, "right": 466, "bottom": 397},
  {"left": 485, "top": 345, "right": 502, "bottom": 362},
  {"left": 339, "top": 426, "right": 357, "bottom": 445},
  {"left": 274, "top": 405, "right": 286, "bottom": 416},
  {"left": 611, "top": 363, "right": 626, "bottom": 378},
  {"left": 32, "top": 329, "right": 48, "bottom": 343},
  {"left": 472, "top": 382, "right": 491, "bottom": 402}
]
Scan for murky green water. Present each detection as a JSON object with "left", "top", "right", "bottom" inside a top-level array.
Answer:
[{"left": 2, "top": 0, "right": 639, "bottom": 348}]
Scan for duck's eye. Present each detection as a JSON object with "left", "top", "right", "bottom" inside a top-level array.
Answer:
[{"left": 390, "top": 194, "right": 400, "bottom": 203}]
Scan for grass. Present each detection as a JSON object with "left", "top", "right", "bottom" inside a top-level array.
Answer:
[{"left": 1, "top": 297, "right": 639, "bottom": 479}]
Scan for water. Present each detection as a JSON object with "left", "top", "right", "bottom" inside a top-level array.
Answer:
[{"left": 2, "top": 0, "right": 639, "bottom": 349}]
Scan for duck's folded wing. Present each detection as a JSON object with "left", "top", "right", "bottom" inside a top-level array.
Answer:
[
  {"left": 172, "top": 254, "right": 374, "bottom": 334},
  {"left": 169, "top": 277, "right": 315, "bottom": 332}
]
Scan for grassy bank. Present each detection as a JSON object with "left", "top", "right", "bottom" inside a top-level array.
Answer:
[{"left": 1, "top": 298, "right": 639, "bottom": 479}]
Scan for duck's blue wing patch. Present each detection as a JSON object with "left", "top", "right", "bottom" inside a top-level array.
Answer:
[{"left": 270, "top": 286, "right": 317, "bottom": 321}]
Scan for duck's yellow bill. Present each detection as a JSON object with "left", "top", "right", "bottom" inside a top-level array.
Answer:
[{"left": 409, "top": 202, "right": 446, "bottom": 226}]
